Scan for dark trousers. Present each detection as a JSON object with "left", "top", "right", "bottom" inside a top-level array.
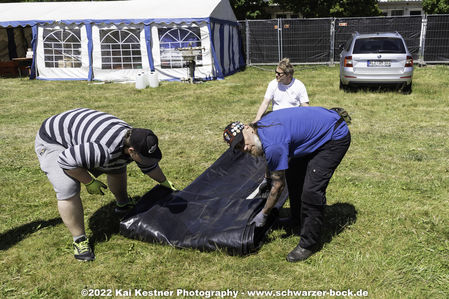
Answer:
[{"left": 285, "top": 132, "right": 351, "bottom": 249}]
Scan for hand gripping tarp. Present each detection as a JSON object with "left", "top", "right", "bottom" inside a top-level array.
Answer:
[{"left": 119, "top": 148, "right": 288, "bottom": 255}]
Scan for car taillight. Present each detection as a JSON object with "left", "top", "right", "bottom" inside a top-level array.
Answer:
[
  {"left": 405, "top": 56, "right": 413, "bottom": 67},
  {"left": 344, "top": 56, "right": 353, "bottom": 67}
]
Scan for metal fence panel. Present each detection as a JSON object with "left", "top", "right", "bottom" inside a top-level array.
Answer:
[
  {"left": 246, "top": 19, "right": 279, "bottom": 64},
  {"left": 424, "top": 15, "right": 449, "bottom": 62},
  {"left": 334, "top": 16, "right": 422, "bottom": 61},
  {"left": 239, "top": 15, "right": 449, "bottom": 65},
  {"left": 282, "top": 18, "right": 331, "bottom": 63}
]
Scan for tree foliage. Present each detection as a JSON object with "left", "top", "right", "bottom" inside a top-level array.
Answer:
[
  {"left": 230, "top": 0, "right": 270, "bottom": 20},
  {"left": 3, "top": 0, "right": 382, "bottom": 19},
  {"left": 275, "top": 0, "right": 381, "bottom": 18},
  {"left": 0, "top": 0, "right": 113, "bottom": 2},
  {"left": 423, "top": 0, "right": 449, "bottom": 14}
]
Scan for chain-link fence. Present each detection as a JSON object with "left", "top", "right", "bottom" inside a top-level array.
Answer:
[{"left": 239, "top": 14, "right": 449, "bottom": 65}]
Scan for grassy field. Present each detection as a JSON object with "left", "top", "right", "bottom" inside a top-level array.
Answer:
[{"left": 0, "top": 65, "right": 448, "bottom": 298}]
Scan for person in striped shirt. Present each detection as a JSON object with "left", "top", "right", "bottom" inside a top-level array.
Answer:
[{"left": 35, "top": 108, "right": 175, "bottom": 261}]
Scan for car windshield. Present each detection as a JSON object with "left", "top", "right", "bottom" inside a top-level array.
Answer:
[{"left": 353, "top": 37, "right": 406, "bottom": 54}]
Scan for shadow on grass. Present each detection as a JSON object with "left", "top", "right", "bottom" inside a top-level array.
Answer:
[
  {"left": 88, "top": 202, "right": 121, "bottom": 249},
  {"left": 278, "top": 202, "right": 357, "bottom": 247},
  {"left": 0, "top": 202, "right": 124, "bottom": 252},
  {"left": 0, "top": 218, "right": 63, "bottom": 251},
  {"left": 343, "top": 85, "right": 410, "bottom": 94},
  {"left": 321, "top": 202, "right": 357, "bottom": 245}
]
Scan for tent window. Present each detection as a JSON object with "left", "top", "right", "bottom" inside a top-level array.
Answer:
[
  {"left": 43, "top": 29, "right": 82, "bottom": 68},
  {"left": 100, "top": 29, "right": 142, "bottom": 70},
  {"left": 158, "top": 27, "right": 202, "bottom": 69}
]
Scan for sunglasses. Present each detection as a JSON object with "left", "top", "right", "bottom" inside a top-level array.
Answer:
[{"left": 275, "top": 71, "right": 285, "bottom": 76}]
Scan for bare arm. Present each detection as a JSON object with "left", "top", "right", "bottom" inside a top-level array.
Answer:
[
  {"left": 145, "top": 165, "right": 167, "bottom": 183},
  {"left": 261, "top": 170, "right": 285, "bottom": 215},
  {"left": 64, "top": 167, "right": 92, "bottom": 184},
  {"left": 254, "top": 98, "right": 271, "bottom": 122}
]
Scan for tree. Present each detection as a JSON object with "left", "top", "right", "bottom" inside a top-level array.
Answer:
[
  {"left": 423, "top": 0, "right": 449, "bottom": 14},
  {"left": 0, "top": 0, "right": 114, "bottom": 2},
  {"left": 230, "top": 0, "right": 270, "bottom": 20},
  {"left": 329, "top": 0, "right": 382, "bottom": 17},
  {"left": 275, "top": 0, "right": 381, "bottom": 18}
]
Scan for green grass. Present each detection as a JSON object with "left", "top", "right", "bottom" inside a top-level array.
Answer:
[{"left": 1, "top": 65, "right": 448, "bottom": 298}]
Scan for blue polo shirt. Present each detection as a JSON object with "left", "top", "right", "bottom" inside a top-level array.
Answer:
[{"left": 256, "top": 107, "right": 349, "bottom": 171}]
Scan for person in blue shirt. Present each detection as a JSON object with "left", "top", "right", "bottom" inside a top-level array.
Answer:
[{"left": 223, "top": 107, "right": 351, "bottom": 262}]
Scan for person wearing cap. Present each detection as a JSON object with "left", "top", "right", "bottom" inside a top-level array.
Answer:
[
  {"left": 35, "top": 108, "right": 175, "bottom": 261},
  {"left": 223, "top": 107, "right": 350, "bottom": 262},
  {"left": 253, "top": 58, "right": 309, "bottom": 123}
]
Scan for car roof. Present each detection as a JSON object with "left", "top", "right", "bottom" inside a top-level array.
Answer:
[{"left": 353, "top": 32, "right": 403, "bottom": 39}]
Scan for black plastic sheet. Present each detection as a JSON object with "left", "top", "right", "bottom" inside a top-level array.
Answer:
[{"left": 120, "top": 148, "right": 288, "bottom": 255}]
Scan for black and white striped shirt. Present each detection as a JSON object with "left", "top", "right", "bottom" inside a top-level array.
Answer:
[{"left": 39, "top": 108, "right": 133, "bottom": 172}]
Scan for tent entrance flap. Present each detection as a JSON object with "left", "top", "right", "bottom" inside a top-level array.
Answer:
[{"left": 120, "top": 148, "right": 288, "bottom": 255}]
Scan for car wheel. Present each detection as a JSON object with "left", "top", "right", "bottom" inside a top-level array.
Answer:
[
  {"left": 340, "top": 80, "right": 350, "bottom": 92},
  {"left": 400, "top": 82, "right": 412, "bottom": 94}
]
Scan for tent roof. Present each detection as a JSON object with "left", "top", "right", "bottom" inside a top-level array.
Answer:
[{"left": 0, "top": 0, "right": 237, "bottom": 27}]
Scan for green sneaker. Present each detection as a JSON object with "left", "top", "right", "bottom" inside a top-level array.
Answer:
[{"left": 73, "top": 237, "right": 95, "bottom": 261}]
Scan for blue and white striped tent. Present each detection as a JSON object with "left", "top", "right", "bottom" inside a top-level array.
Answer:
[{"left": 0, "top": 0, "right": 244, "bottom": 82}]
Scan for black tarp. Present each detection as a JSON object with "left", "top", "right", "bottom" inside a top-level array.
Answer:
[{"left": 120, "top": 148, "right": 288, "bottom": 255}]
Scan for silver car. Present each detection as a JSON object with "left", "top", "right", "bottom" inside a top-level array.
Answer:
[{"left": 339, "top": 32, "right": 414, "bottom": 93}]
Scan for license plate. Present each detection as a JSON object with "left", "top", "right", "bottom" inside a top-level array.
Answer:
[{"left": 367, "top": 60, "right": 391, "bottom": 67}]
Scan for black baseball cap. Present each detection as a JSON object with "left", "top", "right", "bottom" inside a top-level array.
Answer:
[
  {"left": 223, "top": 121, "right": 245, "bottom": 149},
  {"left": 130, "top": 128, "right": 162, "bottom": 161}
]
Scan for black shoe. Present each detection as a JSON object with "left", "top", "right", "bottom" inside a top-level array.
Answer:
[
  {"left": 73, "top": 236, "right": 95, "bottom": 261},
  {"left": 286, "top": 244, "right": 314, "bottom": 262}
]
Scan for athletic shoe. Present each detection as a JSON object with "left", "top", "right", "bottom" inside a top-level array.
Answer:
[
  {"left": 114, "top": 196, "right": 139, "bottom": 214},
  {"left": 73, "top": 236, "right": 95, "bottom": 261}
]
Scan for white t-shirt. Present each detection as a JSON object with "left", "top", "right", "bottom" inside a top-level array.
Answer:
[{"left": 264, "top": 78, "right": 309, "bottom": 111}]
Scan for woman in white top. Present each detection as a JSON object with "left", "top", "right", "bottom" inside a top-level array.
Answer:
[{"left": 254, "top": 58, "right": 309, "bottom": 122}]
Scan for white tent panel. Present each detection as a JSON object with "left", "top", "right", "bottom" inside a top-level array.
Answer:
[
  {"left": 36, "top": 25, "right": 89, "bottom": 80},
  {"left": 198, "top": 24, "right": 214, "bottom": 78},
  {"left": 91, "top": 24, "right": 150, "bottom": 82},
  {"left": 151, "top": 23, "right": 214, "bottom": 81},
  {"left": 0, "top": 0, "right": 236, "bottom": 27},
  {"left": 0, "top": 0, "right": 243, "bottom": 82}
]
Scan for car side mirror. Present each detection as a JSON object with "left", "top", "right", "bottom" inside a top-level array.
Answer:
[{"left": 338, "top": 43, "right": 345, "bottom": 51}]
